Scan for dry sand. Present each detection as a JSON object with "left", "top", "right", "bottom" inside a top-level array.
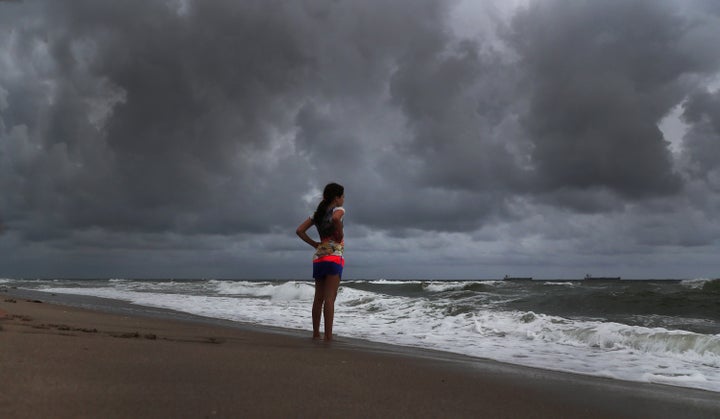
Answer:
[{"left": 1, "top": 292, "right": 719, "bottom": 418}]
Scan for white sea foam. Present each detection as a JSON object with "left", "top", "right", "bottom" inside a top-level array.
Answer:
[
  {"left": 38, "top": 280, "right": 720, "bottom": 393},
  {"left": 211, "top": 280, "right": 315, "bottom": 301},
  {"left": 367, "top": 280, "right": 422, "bottom": 285},
  {"left": 423, "top": 281, "right": 468, "bottom": 292},
  {"left": 681, "top": 278, "right": 715, "bottom": 289},
  {"left": 542, "top": 282, "right": 577, "bottom": 286},
  {"left": 212, "top": 280, "right": 274, "bottom": 296},
  {"left": 267, "top": 282, "right": 316, "bottom": 301}
]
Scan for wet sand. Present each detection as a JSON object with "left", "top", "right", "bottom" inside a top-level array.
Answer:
[{"left": 1, "top": 292, "right": 719, "bottom": 418}]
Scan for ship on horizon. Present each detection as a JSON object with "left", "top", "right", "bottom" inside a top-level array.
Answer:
[{"left": 584, "top": 274, "right": 621, "bottom": 280}]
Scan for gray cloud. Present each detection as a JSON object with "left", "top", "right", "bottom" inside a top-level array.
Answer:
[
  {"left": 509, "top": 0, "right": 720, "bottom": 202},
  {"left": 2, "top": 0, "right": 720, "bottom": 278},
  {"left": 682, "top": 88, "right": 720, "bottom": 177}
]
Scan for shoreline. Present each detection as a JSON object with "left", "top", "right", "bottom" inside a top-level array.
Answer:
[{"left": 2, "top": 289, "right": 720, "bottom": 418}]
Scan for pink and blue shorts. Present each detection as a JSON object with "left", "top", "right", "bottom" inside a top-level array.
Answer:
[{"left": 313, "top": 255, "right": 344, "bottom": 279}]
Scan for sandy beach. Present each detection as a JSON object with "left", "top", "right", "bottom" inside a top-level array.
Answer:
[{"left": 1, "top": 291, "right": 719, "bottom": 419}]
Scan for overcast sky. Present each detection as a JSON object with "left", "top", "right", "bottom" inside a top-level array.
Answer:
[{"left": 2, "top": 0, "right": 720, "bottom": 279}]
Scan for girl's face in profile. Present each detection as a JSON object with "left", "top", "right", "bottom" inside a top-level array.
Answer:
[{"left": 335, "top": 194, "right": 344, "bottom": 207}]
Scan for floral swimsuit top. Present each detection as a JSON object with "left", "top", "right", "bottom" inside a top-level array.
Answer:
[{"left": 312, "top": 206, "right": 345, "bottom": 260}]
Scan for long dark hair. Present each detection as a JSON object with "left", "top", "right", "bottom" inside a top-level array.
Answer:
[{"left": 313, "top": 182, "right": 344, "bottom": 223}]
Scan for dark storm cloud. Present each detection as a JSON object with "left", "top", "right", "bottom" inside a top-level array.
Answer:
[
  {"left": 44, "top": 0, "right": 322, "bottom": 232},
  {"left": 508, "top": 0, "right": 720, "bottom": 203},
  {"left": 2, "top": 1, "right": 304, "bottom": 238},
  {"left": 0, "top": 0, "right": 454, "bottom": 242},
  {"left": 3, "top": 0, "right": 720, "bottom": 279},
  {"left": 682, "top": 88, "right": 720, "bottom": 178},
  {"left": 389, "top": 39, "right": 526, "bottom": 192}
]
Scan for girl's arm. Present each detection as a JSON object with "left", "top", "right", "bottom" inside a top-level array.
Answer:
[
  {"left": 331, "top": 209, "right": 344, "bottom": 242},
  {"left": 296, "top": 218, "right": 319, "bottom": 248}
]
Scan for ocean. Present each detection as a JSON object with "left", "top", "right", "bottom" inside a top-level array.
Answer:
[{"left": 2, "top": 277, "right": 719, "bottom": 393}]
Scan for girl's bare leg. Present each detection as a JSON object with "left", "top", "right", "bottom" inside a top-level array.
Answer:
[
  {"left": 322, "top": 275, "right": 341, "bottom": 341},
  {"left": 312, "top": 279, "right": 325, "bottom": 339}
]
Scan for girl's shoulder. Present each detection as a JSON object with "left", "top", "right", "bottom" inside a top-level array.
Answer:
[{"left": 331, "top": 207, "right": 345, "bottom": 222}]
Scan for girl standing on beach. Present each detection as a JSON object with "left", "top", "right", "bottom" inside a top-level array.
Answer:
[{"left": 296, "top": 183, "right": 345, "bottom": 341}]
